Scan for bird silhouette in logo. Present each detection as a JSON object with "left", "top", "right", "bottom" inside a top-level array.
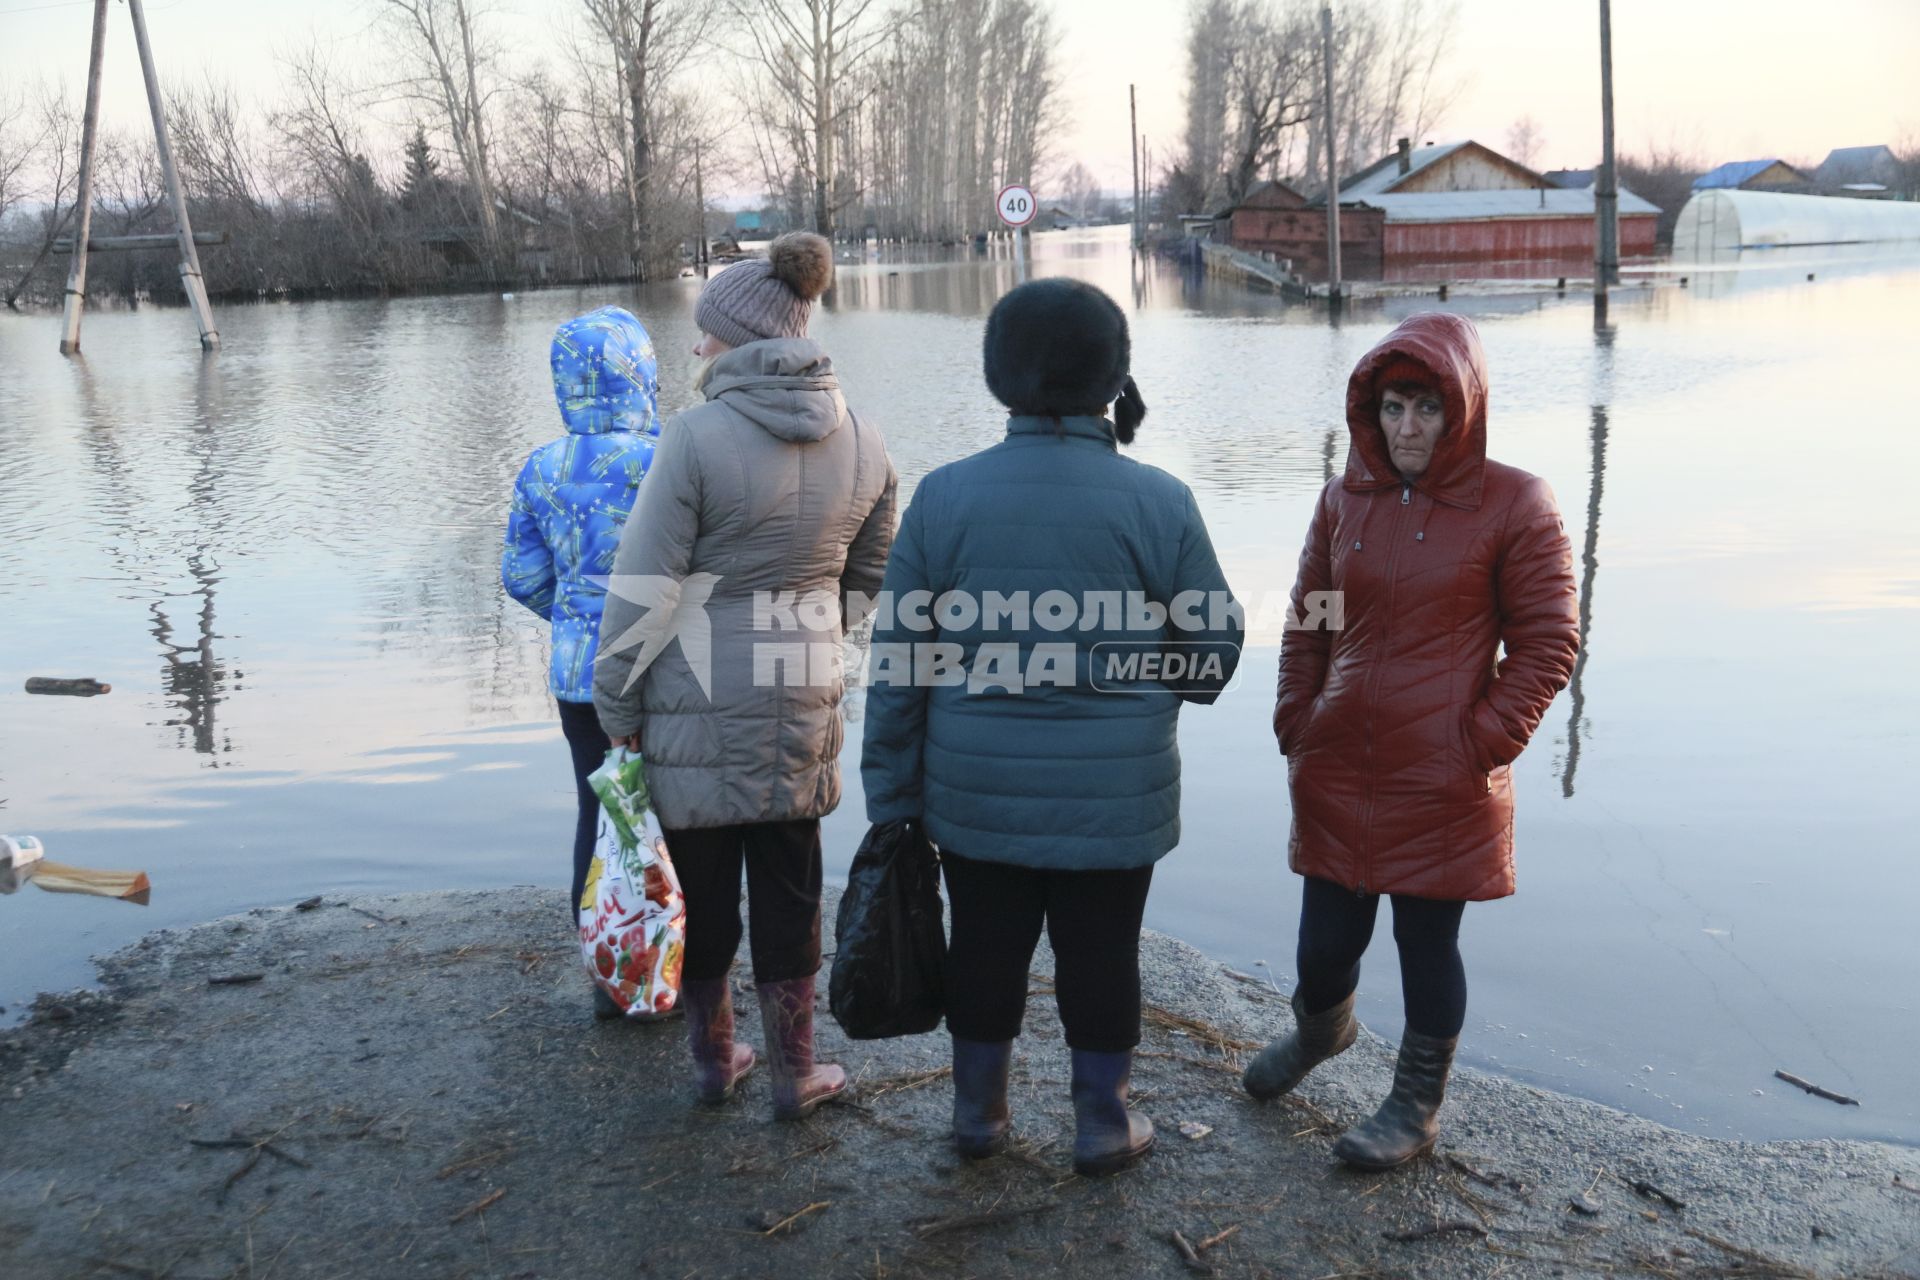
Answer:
[{"left": 599, "top": 573, "right": 722, "bottom": 699}]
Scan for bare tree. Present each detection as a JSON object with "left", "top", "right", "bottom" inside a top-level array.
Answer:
[
  {"left": 2, "top": 82, "right": 81, "bottom": 310},
  {"left": 1181, "top": 0, "right": 1236, "bottom": 210},
  {"left": 729, "top": 0, "right": 892, "bottom": 236},
  {"left": 576, "top": 0, "right": 711, "bottom": 276},
  {"left": 1505, "top": 114, "right": 1544, "bottom": 171},
  {"left": 377, "top": 0, "right": 505, "bottom": 260},
  {"left": 1053, "top": 160, "right": 1099, "bottom": 221}
]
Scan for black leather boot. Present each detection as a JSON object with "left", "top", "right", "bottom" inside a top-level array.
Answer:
[
  {"left": 1332, "top": 1030, "right": 1457, "bottom": 1170},
  {"left": 1243, "top": 991, "right": 1357, "bottom": 1100},
  {"left": 951, "top": 1038, "right": 1013, "bottom": 1158},
  {"left": 1070, "top": 1049, "right": 1154, "bottom": 1177}
]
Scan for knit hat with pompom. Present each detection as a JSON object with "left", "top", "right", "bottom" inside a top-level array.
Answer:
[{"left": 695, "top": 232, "right": 834, "bottom": 347}]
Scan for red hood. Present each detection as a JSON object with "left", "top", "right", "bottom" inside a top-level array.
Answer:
[{"left": 1343, "top": 312, "right": 1489, "bottom": 509}]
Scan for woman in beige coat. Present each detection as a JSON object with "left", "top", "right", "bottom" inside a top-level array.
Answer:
[{"left": 594, "top": 232, "right": 896, "bottom": 1121}]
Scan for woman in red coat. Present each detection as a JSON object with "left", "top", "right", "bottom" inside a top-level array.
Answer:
[{"left": 1243, "top": 312, "right": 1579, "bottom": 1169}]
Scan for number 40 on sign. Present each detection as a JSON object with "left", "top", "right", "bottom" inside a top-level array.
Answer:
[{"left": 996, "top": 184, "right": 1036, "bottom": 228}]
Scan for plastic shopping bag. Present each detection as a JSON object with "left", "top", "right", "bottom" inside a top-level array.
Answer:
[
  {"left": 579, "top": 750, "right": 686, "bottom": 1019},
  {"left": 830, "top": 820, "right": 946, "bottom": 1039}
]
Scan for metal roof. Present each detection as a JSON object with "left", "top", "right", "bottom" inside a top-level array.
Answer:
[
  {"left": 1543, "top": 169, "right": 1595, "bottom": 189},
  {"left": 1693, "top": 159, "right": 1798, "bottom": 190},
  {"left": 1358, "top": 187, "right": 1659, "bottom": 222},
  {"left": 1815, "top": 145, "right": 1897, "bottom": 184},
  {"left": 1339, "top": 141, "right": 1471, "bottom": 198}
]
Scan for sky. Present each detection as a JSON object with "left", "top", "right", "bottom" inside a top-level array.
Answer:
[{"left": 4, "top": 0, "right": 1916, "bottom": 200}]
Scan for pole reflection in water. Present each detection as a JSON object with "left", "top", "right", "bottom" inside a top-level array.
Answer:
[{"left": 1560, "top": 405, "right": 1607, "bottom": 798}]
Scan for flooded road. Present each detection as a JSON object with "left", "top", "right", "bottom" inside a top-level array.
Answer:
[{"left": 3, "top": 228, "right": 1917, "bottom": 1145}]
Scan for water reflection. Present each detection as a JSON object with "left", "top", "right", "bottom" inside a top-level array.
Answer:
[
  {"left": 1560, "top": 405, "right": 1607, "bottom": 798},
  {"left": 5, "top": 236, "right": 1920, "bottom": 1146}
]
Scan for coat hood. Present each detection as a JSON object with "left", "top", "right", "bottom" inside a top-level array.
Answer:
[
  {"left": 1344, "top": 311, "right": 1488, "bottom": 508},
  {"left": 551, "top": 306, "right": 660, "bottom": 437},
  {"left": 704, "top": 338, "right": 847, "bottom": 444}
]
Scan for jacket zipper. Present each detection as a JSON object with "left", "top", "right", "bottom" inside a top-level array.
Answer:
[{"left": 1355, "top": 482, "right": 1415, "bottom": 894}]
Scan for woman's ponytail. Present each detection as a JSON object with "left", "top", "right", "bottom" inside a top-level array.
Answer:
[{"left": 1113, "top": 376, "right": 1146, "bottom": 445}]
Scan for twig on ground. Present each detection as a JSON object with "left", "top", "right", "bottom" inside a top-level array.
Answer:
[
  {"left": 1170, "top": 1229, "right": 1213, "bottom": 1274},
  {"left": 1444, "top": 1153, "right": 1526, "bottom": 1193},
  {"left": 436, "top": 1145, "right": 513, "bottom": 1180},
  {"left": 1621, "top": 1175, "right": 1687, "bottom": 1211},
  {"left": 1683, "top": 1226, "right": 1819, "bottom": 1278},
  {"left": 858, "top": 1065, "right": 951, "bottom": 1099},
  {"left": 1196, "top": 1224, "right": 1242, "bottom": 1253},
  {"left": 758, "top": 1201, "right": 830, "bottom": 1236},
  {"left": 449, "top": 1189, "right": 506, "bottom": 1223},
  {"left": 1892, "top": 1175, "right": 1920, "bottom": 1198},
  {"left": 912, "top": 1202, "right": 1056, "bottom": 1239},
  {"left": 1774, "top": 1070, "right": 1860, "bottom": 1107},
  {"left": 350, "top": 906, "right": 392, "bottom": 925},
  {"left": 207, "top": 973, "right": 265, "bottom": 986},
  {"left": 1383, "top": 1220, "right": 1488, "bottom": 1242}
]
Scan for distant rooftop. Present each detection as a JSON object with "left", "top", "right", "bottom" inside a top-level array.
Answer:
[
  {"left": 1542, "top": 169, "right": 1595, "bottom": 189},
  {"left": 1356, "top": 188, "right": 1659, "bottom": 222},
  {"left": 1693, "top": 159, "right": 1805, "bottom": 190},
  {"left": 1339, "top": 141, "right": 1471, "bottom": 199}
]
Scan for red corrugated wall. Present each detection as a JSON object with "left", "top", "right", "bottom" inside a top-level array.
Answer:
[{"left": 1384, "top": 214, "right": 1658, "bottom": 261}]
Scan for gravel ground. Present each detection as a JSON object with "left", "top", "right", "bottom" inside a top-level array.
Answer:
[{"left": 1, "top": 886, "right": 1916, "bottom": 1279}]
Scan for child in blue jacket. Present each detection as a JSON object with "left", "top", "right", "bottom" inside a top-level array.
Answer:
[{"left": 502, "top": 306, "right": 660, "bottom": 1016}]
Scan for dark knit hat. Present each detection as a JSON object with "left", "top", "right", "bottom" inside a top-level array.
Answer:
[
  {"left": 696, "top": 232, "right": 834, "bottom": 347},
  {"left": 983, "top": 279, "right": 1133, "bottom": 419}
]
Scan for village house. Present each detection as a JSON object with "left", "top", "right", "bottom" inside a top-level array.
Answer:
[
  {"left": 1691, "top": 158, "right": 1813, "bottom": 194},
  {"left": 1222, "top": 139, "right": 1659, "bottom": 279},
  {"left": 1813, "top": 145, "right": 1900, "bottom": 198}
]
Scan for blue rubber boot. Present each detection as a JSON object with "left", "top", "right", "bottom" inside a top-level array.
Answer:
[
  {"left": 951, "top": 1038, "right": 1013, "bottom": 1158},
  {"left": 1070, "top": 1049, "right": 1154, "bottom": 1177}
]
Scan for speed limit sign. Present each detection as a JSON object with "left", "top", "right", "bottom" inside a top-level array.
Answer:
[{"left": 996, "top": 183, "right": 1037, "bottom": 229}]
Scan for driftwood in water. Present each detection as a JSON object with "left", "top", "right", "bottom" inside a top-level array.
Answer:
[{"left": 24, "top": 677, "right": 111, "bottom": 697}]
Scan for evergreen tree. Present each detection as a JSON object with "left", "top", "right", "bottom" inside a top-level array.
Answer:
[{"left": 400, "top": 125, "right": 440, "bottom": 214}]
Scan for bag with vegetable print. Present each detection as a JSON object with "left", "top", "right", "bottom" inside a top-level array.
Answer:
[{"left": 579, "top": 749, "right": 686, "bottom": 1020}]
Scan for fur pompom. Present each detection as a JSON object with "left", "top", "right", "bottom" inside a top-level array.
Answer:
[{"left": 768, "top": 232, "right": 834, "bottom": 301}]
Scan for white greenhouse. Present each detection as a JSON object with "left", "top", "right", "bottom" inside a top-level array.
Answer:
[{"left": 1675, "top": 190, "right": 1920, "bottom": 256}]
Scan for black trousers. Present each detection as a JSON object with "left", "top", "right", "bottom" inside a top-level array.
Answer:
[
  {"left": 941, "top": 851, "right": 1155, "bottom": 1054},
  {"left": 662, "top": 820, "right": 824, "bottom": 984},
  {"left": 1294, "top": 875, "right": 1468, "bottom": 1039},
  {"left": 557, "top": 699, "right": 610, "bottom": 921}
]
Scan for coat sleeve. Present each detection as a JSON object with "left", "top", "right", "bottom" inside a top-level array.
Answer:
[
  {"left": 860, "top": 486, "right": 930, "bottom": 823},
  {"left": 1467, "top": 477, "right": 1579, "bottom": 771},
  {"left": 1168, "top": 484, "right": 1243, "bottom": 705},
  {"left": 501, "top": 454, "right": 556, "bottom": 621},
  {"left": 1274, "top": 483, "right": 1335, "bottom": 753},
  {"left": 840, "top": 433, "right": 898, "bottom": 629},
  {"left": 592, "top": 417, "right": 702, "bottom": 740}
]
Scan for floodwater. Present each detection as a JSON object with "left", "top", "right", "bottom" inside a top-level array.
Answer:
[{"left": 3, "top": 227, "right": 1917, "bottom": 1146}]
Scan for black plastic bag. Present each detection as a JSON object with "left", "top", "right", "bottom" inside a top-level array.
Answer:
[{"left": 830, "top": 820, "right": 946, "bottom": 1039}]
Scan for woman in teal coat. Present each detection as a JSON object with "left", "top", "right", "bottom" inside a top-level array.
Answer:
[{"left": 861, "top": 279, "right": 1242, "bottom": 1175}]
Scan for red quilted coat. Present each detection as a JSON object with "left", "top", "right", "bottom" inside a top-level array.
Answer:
[{"left": 1275, "top": 313, "right": 1578, "bottom": 901}]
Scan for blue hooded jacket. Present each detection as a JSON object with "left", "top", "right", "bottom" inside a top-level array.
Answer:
[{"left": 502, "top": 306, "right": 661, "bottom": 702}]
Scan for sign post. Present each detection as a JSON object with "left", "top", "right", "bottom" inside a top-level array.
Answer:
[{"left": 996, "top": 183, "right": 1037, "bottom": 283}]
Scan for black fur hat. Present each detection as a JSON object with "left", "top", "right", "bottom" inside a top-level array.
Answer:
[{"left": 983, "top": 279, "right": 1134, "bottom": 423}]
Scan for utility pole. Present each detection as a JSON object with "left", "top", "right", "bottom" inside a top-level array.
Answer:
[
  {"left": 1129, "top": 84, "right": 1142, "bottom": 250},
  {"left": 1595, "top": 0, "right": 1620, "bottom": 292},
  {"left": 1321, "top": 5, "right": 1342, "bottom": 304},
  {"left": 694, "top": 139, "right": 708, "bottom": 274},
  {"left": 57, "top": 0, "right": 109, "bottom": 355},
  {"left": 129, "top": 0, "right": 218, "bottom": 349}
]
